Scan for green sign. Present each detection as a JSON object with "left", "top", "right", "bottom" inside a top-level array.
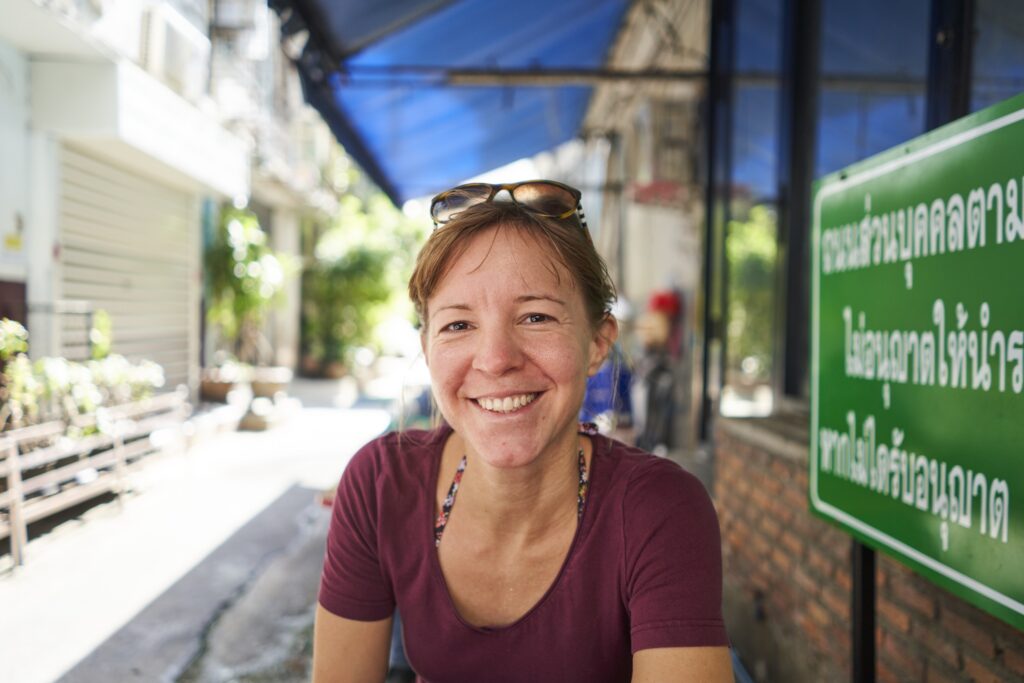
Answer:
[{"left": 810, "top": 93, "right": 1024, "bottom": 629}]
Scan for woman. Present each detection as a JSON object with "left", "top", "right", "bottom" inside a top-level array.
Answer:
[{"left": 314, "top": 181, "right": 732, "bottom": 682}]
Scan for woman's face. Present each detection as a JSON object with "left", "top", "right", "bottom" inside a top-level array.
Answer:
[{"left": 423, "top": 227, "right": 616, "bottom": 469}]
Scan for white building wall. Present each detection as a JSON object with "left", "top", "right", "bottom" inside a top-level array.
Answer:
[
  {"left": 0, "top": 39, "right": 30, "bottom": 281},
  {"left": 270, "top": 207, "right": 300, "bottom": 370}
]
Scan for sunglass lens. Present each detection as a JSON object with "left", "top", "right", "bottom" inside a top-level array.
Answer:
[
  {"left": 512, "top": 182, "right": 578, "bottom": 217},
  {"left": 431, "top": 184, "right": 492, "bottom": 223}
]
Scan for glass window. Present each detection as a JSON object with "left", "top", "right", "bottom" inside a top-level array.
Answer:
[
  {"left": 971, "top": 0, "right": 1024, "bottom": 112},
  {"left": 815, "top": 0, "right": 930, "bottom": 177},
  {"left": 721, "top": 0, "right": 782, "bottom": 417}
]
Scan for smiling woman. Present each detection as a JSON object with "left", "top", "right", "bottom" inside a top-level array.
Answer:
[{"left": 312, "top": 186, "right": 733, "bottom": 683}]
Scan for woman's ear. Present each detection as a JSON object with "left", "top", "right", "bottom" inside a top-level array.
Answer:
[
  {"left": 420, "top": 329, "right": 429, "bottom": 367},
  {"left": 587, "top": 315, "right": 619, "bottom": 376}
]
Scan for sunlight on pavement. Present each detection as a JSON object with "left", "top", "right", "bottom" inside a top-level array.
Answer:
[{"left": 0, "top": 406, "right": 391, "bottom": 683}]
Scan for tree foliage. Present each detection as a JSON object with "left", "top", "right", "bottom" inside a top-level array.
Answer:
[
  {"left": 726, "top": 204, "right": 778, "bottom": 381},
  {"left": 301, "top": 192, "right": 428, "bottom": 370},
  {"left": 205, "top": 207, "right": 291, "bottom": 364}
]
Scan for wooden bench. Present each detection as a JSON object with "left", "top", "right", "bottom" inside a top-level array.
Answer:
[{"left": 0, "top": 387, "right": 190, "bottom": 566}]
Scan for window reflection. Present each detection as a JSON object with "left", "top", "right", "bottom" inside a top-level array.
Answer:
[
  {"left": 722, "top": 0, "right": 782, "bottom": 418},
  {"left": 972, "top": 0, "right": 1024, "bottom": 112},
  {"left": 722, "top": 202, "right": 777, "bottom": 417},
  {"left": 815, "top": 0, "right": 929, "bottom": 177}
]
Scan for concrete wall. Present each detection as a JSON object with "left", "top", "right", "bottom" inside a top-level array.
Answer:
[
  {"left": 0, "top": 38, "right": 30, "bottom": 281},
  {"left": 714, "top": 417, "right": 1024, "bottom": 683}
]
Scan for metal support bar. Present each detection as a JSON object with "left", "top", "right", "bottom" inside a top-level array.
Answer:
[
  {"left": 776, "top": 0, "right": 821, "bottom": 399},
  {"left": 926, "top": 0, "right": 975, "bottom": 129},
  {"left": 699, "top": 0, "right": 735, "bottom": 442},
  {"left": 335, "top": 65, "right": 710, "bottom": 87},
  {"left": 852, "top": 540, "right": 876, "bottom": 683}
]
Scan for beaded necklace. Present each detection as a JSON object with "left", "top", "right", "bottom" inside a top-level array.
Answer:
[{"left": 434, "top": 448, "right": 589, "bottom": 547}]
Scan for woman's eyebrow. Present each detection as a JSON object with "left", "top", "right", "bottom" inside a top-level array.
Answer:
[
  {"left": 516, "top": 294, "right": 566, "bottom": 306},
  {"left": 434, "top": 303, "right": 471, "bottom": 314}
]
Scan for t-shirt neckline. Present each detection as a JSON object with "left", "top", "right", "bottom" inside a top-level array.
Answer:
[{"left": 425, "top": 424, "right": 606, "bottom": 634}]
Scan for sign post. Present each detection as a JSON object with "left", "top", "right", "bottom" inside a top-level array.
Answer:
[{"left": 810, "top": 93, "right": 1024, "bottom": 630}]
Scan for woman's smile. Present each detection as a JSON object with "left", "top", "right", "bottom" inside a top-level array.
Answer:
[{"left": 472, "top": 391, "right": 541, "bottom": 414}]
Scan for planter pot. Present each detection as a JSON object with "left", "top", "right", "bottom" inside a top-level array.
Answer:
[
  {"left": 250, "top": 366, "right": 293, "bottom": 398},
  {"left": 323, "top": 361, "right": 348, "bottom": 380},
  {"left": 200, "top": 375, "right": 235, "bottom": 403},
  {"left": 300, "top": 355, "right": 322, "bottom": 378},
  {"left": 239, "top": 397, "right": 280, "bottom": 431}
]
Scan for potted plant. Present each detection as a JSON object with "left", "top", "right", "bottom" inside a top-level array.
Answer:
[{"left": 203, "top": 207, "right": 293, "bottom": 404}]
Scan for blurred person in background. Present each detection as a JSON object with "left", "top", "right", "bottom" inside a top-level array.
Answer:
[
  {"left": 312, "top": 182, "right": 731, "bottom": 682},
  {"left": 632, "top": 290, "right": 683, "bottom": 456}
]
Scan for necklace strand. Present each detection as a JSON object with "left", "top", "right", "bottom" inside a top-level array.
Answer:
[{"left": 434, "top": 449, "right": 588, "bottom": 548}]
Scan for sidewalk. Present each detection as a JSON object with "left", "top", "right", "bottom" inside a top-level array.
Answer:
[{"left": 0, "top": 379, "right": 392, "bottom": 683}]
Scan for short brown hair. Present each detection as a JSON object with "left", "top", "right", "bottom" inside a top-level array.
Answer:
[{"left": 408, "top": 202, "right": 616, "bottom": 330}]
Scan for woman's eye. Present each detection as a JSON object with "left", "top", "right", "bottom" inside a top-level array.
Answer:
[
  {"left": 442, "top": 321, "right": 470, "bottom": 332},
  {"left": 525, "top": 313, "right": 552, "bottom": 324}
]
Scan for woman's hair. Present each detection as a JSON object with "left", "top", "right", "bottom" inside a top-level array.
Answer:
[{"left": 408, "top": 202, "right": 617, "bottom": 330}]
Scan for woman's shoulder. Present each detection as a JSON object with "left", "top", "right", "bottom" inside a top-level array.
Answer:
[
  {"left": 344, "top": 425, "right": 449, "bottom": 481},
  {"left": 598, "top": 436, "right": 704, "bottom": 488},
  {"left": 596, "top": 436, "right": 716, "bottom": 522}
]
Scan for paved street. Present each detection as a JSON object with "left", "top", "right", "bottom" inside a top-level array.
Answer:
[{"left": 0, "top": 379, "right": 393, "bottom": 683}]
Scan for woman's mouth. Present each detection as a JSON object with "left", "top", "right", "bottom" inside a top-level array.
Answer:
[{"left": 474, "top": 392, "right": 539, "bottom": 414}]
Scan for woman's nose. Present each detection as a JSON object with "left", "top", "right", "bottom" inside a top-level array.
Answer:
[{"left": 471, "top": 325, "right": 524, "bottom": 375}]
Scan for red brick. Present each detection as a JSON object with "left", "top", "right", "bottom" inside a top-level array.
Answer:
[
  {"left": 889, "top": 574, "right": 937, "bottom": 620},
  {"left": 734, "top": 477, "right": 752, "bottom": 498},
  {"left": 882, "top": 631, "right": 926, "bottom": 680},
  {"left": 802, "top": 615, "right": 833, "bottom": 656},
  {"left": 780, "top": 530, "right": 804, "bottom": 555},
  {"left": 795, "top": 468, "right": 808, "bottom": 487},
  {"left": 806, "top": 600, "right": 833, "bottom": 627},
  {"left": 878, "top": 660, "right": 902, "bottom": 683},
  {"left": 768, "top": 590, "right": 790, "bottom": 618},
  {"left": 924, "top": 663, "right": 961, "bottom": 683},
  {"left": 770, "top": 547, "right": 793, "bottom": 573},
  {"left": 878, "top": 597, "right": 912, "bottom": 633},
  {"left": 781, "top": 485, "right": 807, "bottom": 511},
  {"left": 820, "top": 585, "right": 850, "bottom": 623},
  {"left": 807, "top": 547, "right": 834, "bottom": 578},
  {"left": 962, "top": 653, "right": 1002, "bottom": 683},
  {"left": 913, "top": 622, "right": 960, "bottom": 672},
  {"left": 792, "top": 565, "right": 819, "bottom": 596},
  {"left": 835, "top": 567, "right": 853, "bottom": 592},
  {"left": 748, "top": 533, "right": 771, "bottom": 560},
  {"left": 774, "top": 500, "right": 795, "bottom": 524},
  {"left": 760, "top": 515, "right": 782, "bottom": 539},
  {"left": 1004, "top": 646, "right": 1024, "bottom": 677},
  {"left": 941, "top": 607, "right": 995, "bottom": 658},
  {"left": 725, "top": 526, "right": 749, "bottom": 550}
]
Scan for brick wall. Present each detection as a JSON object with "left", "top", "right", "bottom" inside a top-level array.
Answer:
[{"left": 714, "top": 418, "right": 1024, "bottom": 683}]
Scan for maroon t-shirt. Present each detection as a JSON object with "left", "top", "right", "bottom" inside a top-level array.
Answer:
[{"left": 320, "top": 426, "right": 728, "bottom": 682}]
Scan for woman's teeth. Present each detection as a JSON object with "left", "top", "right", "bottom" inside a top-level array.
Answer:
[{"left": 477, "top": 393, "right": 538, "bottom": 413}]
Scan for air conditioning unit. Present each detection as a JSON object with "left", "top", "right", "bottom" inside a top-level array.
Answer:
[{"left": 140, "top": 3, "right": 210, "bottom": 102}]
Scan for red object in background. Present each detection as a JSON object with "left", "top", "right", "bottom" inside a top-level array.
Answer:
[{"left": 647, "top": 290, "right": 682, "bottom": 320}]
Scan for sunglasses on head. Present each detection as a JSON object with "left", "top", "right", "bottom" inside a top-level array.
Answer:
[{"left": 429, "top": 180, "right": 588, "bottom": 230}]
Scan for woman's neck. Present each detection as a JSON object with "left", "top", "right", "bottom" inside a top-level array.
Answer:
[{"left": 447, "top": 432, "right": 588, "bottom": 544}]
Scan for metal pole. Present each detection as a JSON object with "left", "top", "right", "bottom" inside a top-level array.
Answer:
[
  {"left": 851, "top": 540, "right": 876, "bottom": 683},
  {"left": 699, "top": 0, "right": 734, "bottom": 442}
]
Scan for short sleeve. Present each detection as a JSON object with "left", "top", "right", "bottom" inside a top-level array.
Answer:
[
  {"left": 318, "top": 439, "right": 396, "bottom": 621},
  {"left": 623, "top": 458, "right": 729, "bottom": 651}
]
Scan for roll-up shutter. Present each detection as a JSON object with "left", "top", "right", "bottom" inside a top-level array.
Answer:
[{"left": 59, "top": 144, "right": 199, "bottom": 390}]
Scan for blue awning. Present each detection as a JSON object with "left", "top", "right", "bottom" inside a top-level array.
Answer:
[{"left": 271, "top": 0, "right": 631, "bottom": 204}]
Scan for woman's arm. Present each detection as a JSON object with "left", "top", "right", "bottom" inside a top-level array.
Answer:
[
  {"left": 632, "top": 646, "right": 733, "bottom": 683},
  {"left": 312, "top": 604, "right": 393, "bottom": 683}
]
